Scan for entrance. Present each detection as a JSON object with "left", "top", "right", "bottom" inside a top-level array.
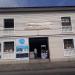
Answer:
[{"left": 29, "top": 37, "right": 49, "bottom": 59}]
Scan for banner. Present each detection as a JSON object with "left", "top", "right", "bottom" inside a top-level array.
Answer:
[{"left": 16, "top": 38, "right": 29, "bottom": 61}]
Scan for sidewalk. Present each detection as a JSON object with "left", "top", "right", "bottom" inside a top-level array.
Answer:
[{"left": 0, "top": 61, "right": 75, "bottom": 72}]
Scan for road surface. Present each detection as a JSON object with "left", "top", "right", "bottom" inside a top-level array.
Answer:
[{"left": 0, "top": 68, "right": 75, "bottom": 75}]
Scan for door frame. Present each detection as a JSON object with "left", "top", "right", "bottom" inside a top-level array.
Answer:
[{"left": 29, "top": 36, "right": 50, "bottom": 61}]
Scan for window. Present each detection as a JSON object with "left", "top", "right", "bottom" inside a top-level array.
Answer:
[
  {"left": 0, "top": 43, "right": 1, "bottom": 58},
  {"left": 4, "top": 41, "right": 14, "bottom": 53},
  {"left": 4, "top": 19, "right": 14, "bottom": 29},
  {"left": 61, "top": 17, "right": 72, "bottom": 31},
  {"left": 63, "top": 39, "right": 74, "bottom": 49},
  {"left": 0, "top": 43, "right": 1, "bottom": 52}
]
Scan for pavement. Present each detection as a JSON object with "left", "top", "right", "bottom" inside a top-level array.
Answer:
[{"left": 0, "top": 60, "right": 75, "bottom": 72}]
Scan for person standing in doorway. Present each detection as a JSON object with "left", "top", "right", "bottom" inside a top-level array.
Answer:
[{"left": 34, "top": 48, "right": 37, "bottom": 59}]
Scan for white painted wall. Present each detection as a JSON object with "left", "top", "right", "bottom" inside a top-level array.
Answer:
[
  {"left": 49, "top": 35, "right": 75, "bottom": 62},
  {"left": 0, "top": 11, "right": 75, "bottom": 62},
  {"left": 0, "top": 11, "right": 74, "bottom": 36}
]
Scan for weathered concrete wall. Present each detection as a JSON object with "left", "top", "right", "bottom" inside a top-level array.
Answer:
[{"left": 0, "top": 11, "right": 74, "bottom": 62}]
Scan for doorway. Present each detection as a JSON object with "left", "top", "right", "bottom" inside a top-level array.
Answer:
[{"left": 29, "top": 37, "right": 49, "bottom": 59}]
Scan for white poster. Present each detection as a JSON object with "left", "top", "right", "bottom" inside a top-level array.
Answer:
[{"left": 16, "top": 38, "right": 29, "bottom": 61}]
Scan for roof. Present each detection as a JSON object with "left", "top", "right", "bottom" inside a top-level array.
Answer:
[
  {"left": 0, "top": 0, "right": 75, "bottom": 12},
  {"left": 0, "top": 0, "right": 75, "bottom": 7}
]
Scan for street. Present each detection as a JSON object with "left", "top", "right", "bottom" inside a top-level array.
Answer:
[{"left": 0, "top": 68, "right": 75, "bottom": 75}]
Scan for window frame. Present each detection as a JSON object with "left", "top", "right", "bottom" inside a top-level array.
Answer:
[
  {"left": 4, "top": 18, "right": 14, "bottom": 30},
  {"left": 3, "top": 41, "right": 14, "bottom": 53},
  {"left": 63, "top": 39, "right": 74, "bottom": 49},
  {"left": 61, "top": 17, "right": 72, "bottom": 32}
]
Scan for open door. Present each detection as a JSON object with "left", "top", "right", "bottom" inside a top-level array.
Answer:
[{"left": 29, "top": 37, "right": 49, "bottom": 59}]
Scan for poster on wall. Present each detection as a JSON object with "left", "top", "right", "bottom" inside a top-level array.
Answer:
[{"left": 16, "top": 38, "right": 29, "bottom": 61}]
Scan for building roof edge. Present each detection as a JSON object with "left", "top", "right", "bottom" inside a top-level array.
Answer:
[{"left": 0, "top": 6, "right": 75, "bottom": 13}]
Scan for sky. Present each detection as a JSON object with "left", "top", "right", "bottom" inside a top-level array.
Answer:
[{"left": 0, "top": 0, "right": 75, "bottom": 7}]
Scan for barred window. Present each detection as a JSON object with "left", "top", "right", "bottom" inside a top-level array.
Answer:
[
  {"left": 63, "top": 39, "right": 74, "bottom": 49},
  {"left": 4, "top": 19, "right": 14, "bottom": 28},
  {"left": 61, "top": 17, "right": 72, "bottom": 31},
  {"left": 4, "top": 41, "right": 14, "bottom": 53}
]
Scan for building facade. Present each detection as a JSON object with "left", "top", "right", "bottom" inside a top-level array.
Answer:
[{"left": 0, "top": 7, "right": 75, "bottom": 62}]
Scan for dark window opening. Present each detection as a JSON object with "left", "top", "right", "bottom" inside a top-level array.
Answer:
[
  {"left": 4, "top": 41, "right": 14, "bottom": 53},
  {"left": 61, "top": 17, "right": 71, "bottom": 26},
  {"left": 0, "top": 43, "right": 1, "bottom": 52},
  {"left": 0, "top": 43, "right": 1, "bottom": 59},
  {"left": 4, "top": 19, "right": 14, "bottom": 28},
  {"left": 29, "top": 37, "right": 49, "bottom": 59},
  {"left": 64, "top": 39, "right": 74, "bottom": 49},
  {"left": 61, "top": 17, "right": 72, "bottom": 31}
]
